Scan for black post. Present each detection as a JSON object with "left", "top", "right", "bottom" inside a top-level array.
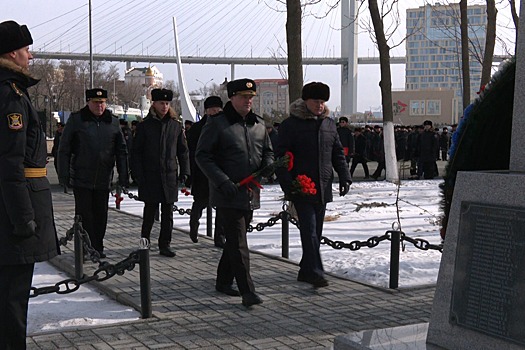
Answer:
[
  {"left": 139, "top": 238, "right": 152, "bottom": 319},
  {"left": 281, "top": 211, "right": 289, "bottom": 259},
  {"left": 115, "top": 185, "right": 122, "bottom": 210},
  {"left": 206, "top": 205, "right": 213, "bottom": 237},
  {"left": 74, "top": 215, "right": 84, "bottom": 280},
  {"left": 389, "top": 230, "right": 401, "bottom": 289}
]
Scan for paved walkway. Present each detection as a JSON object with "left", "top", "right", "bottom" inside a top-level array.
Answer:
[{"left": 27, "top": 163, "right": 436, "bottom": 349}]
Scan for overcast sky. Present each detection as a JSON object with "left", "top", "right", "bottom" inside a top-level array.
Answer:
[{"left": 3, "top": 0, "right": 519, "bottom": 113}]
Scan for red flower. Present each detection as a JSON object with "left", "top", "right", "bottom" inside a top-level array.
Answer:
[
  {"left": 237, "top": 151, "right": 295, "bottom": 190},
  {"left": 291, "top": 175, "right": 317, "bottom": 196}
]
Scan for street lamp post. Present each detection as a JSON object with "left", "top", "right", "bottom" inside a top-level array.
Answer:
[{"left": 196, "top": 78, "right": 213, "bottom": 97}]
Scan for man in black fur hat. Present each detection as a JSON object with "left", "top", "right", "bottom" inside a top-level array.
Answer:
[
  {"left": 58, "top": 88, "right": 129, "bottom": 258},
  {"left": 0, "top": 20, "right": 60, "bottom": 349},
  {"left": 415, "top": 120, "right": 439, "bottom": 179},
  {"left": 275, "top": 82, "right": 351, "bottom": 288}
]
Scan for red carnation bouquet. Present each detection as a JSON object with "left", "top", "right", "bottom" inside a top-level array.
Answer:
[
  {"left": 291, "top": 174, "right": 317, "bottom": 196},
  {"left": 238, "top": 151, "right": 294, "bottom": 189}
]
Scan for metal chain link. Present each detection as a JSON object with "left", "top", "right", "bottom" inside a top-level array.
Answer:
[
  {"left": 320, "top": 230, "right": 443, "bottom": 253},
  {"left": 121, "top": 187, "right": 192, "bottom": 216},
  {"left": 30, "top": 250, "right": 141, "bottom": 298}
]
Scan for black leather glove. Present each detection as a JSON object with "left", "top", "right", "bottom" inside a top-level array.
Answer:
[
  {"left": 219, "top": 180, "right": 238, "bottom": 199},
  {"left": 179, "top": 175, "right": 189, "bottom": 185},
  {"left": 13, "top": 220, "right": 37, "bottom": 238},
  {"left": 339, "top": 181, "right": 351, "bottom": 197}
]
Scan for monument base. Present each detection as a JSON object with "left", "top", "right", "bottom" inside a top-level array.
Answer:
[{"left": 427, "top": 171, "right": 525, "bottom": 350}]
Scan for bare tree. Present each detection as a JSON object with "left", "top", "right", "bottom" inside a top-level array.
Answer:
[
  {"left": 286, "top": 0, "right": 304, "bottom": 102},
  {"left": 480, "top": 0, "right": 497, "bottom": 89},
  {"left": 460, "top": 0, "right": 471, "bottom": 109},
  {"left": 509, "top": 0, "right": 519, "bottom": 49},
  {"left": 367, "top": 0, "right": 399, "bottom": 183}
]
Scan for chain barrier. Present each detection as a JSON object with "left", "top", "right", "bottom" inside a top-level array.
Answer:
[
  {"left": 320, "top": 230, "right": 443, "bottom": 253},
  {"left": 30, "top": 250, "right": 140, "bottom": 298},
  {"left": 58, "top": 217, "right": 104, "bottom": 264},
  {"left": 120, "top": 187, "right": 192, "bottom": 216}
]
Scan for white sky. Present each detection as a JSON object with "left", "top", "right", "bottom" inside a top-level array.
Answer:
[
  {"left": 29, "top": 179, "right": 443, "bottom": 334},
  {"left": 3, "top": 0, "right": 520, "bottom": 112}
]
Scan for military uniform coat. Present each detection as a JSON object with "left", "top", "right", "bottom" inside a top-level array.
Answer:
[
  {"left": 131, "top": 108, "right": 190, "bottom": 204},
  {"left": 0, "top": 58, "right": 59, "bottom": 265}
]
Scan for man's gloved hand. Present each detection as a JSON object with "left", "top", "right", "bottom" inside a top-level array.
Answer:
[
  {"left": 13, "top": 220, "right": 37, "bottom": 238},
  {"left": 339, "top": 180, "right": 351, "bottom": 197},
  {"left": 219, "top": 180, "right": 238, "bottom": 199},
  {"left": 179, "top": 175, "right": 189, "bottom": 185}
]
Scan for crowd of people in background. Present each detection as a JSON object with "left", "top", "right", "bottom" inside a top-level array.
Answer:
[{"left": 336, "top": 119, "right": 456, "bottom": 181}]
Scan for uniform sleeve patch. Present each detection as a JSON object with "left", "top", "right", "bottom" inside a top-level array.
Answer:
[{"left": 7, "top": 113, "right": 23, "bottom": 130}]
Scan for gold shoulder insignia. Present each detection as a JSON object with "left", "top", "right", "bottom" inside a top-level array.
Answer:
[
  {"left": 10, "top": 82, "right": 24, "bottom": 97},
  {"left": 7, "top": 113, "right": 23, "bottom": 130}
]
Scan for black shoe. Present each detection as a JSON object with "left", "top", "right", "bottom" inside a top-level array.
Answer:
[
  {"left": 297, "top": 273, "right": 329, "bottom": 288},
  {"left": 97, "top": 251, "right": 107, "bottom": 259},
  {"left": 159, "top": 247, "right": 176, "bottom": 257},
  {"left": 189, "top": 231, "right": 198, "bottom": 243},
  {"left": 242, "top": 292, "right": 263, "bottom": 307},
  {"left": 214, "top": 235, "right": 226, "bottom": 248},
  {"left": 216, "top": 284, "right": 240, "bottom": 296}
]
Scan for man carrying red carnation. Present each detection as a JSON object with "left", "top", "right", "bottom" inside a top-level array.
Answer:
[{"left": 275, "top": 82, "right": 352, "bottom": 288}]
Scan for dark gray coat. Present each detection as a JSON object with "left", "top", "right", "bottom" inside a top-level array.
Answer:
[
  {"left": 275, "top": 99, "right": 351, "bottom": 205},
  {"left": 131, "top": 108, "right": 189, "bottom": 203},
  {"left": 0, "top": 58, "right": 59, "bottom": 265},
  {"left": 196, "top": 102, "right": 274, "bottom": 210},
  {"left": 58, "top": 106, "right": 129, "bottom": 190}
]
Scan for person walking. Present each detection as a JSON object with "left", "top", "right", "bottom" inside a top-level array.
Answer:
[
  {"left": 58, "top": 88, "right": 129, "bottom": 258},
  {"left": 186, "top": 95, "right": 225, "bottom": 246},
  {"left": 131, "top": 88, "right": 189, "bottom": 257},
  {"left": 0, "top": 20, "right": 60, "bottom": 349},
  {"left": 349, "top": 127, "right": 370, "bottom": 179},
  {"left": 275, "top": 82, "right": 351, "bottom": 288},
  {"left": 51, "top": 121, "right": 65, "bottom": 176},
  {"left": 439, "top": 127, "right": 450, "bottom": 161},
  {"left": 336, "top": 116, "right": 354, "bottom": 166},
  {"left": 415, "top": 120, "right": 439, "bottom": 179},
  {"left": 196, "top": 78, "right": 273, "bottom": 307}
]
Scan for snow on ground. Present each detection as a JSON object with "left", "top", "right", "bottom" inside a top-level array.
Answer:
[{"left": 29, "top": 179, "right": 443, "bottom": 334}]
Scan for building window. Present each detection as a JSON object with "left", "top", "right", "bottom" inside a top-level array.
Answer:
[
  {"left": 410, "top": 100, "right": 426, "bottom": 116},
  {"left": 427, "top": 100, "right": 441, "bottom": 115}
]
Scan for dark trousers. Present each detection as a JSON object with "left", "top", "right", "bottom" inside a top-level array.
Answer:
[
  {"left": 372, "top": 159, "right": 385, "bottom": 178},
  {"left": 215, "top": 208, "right": 254, "bottom": 295},
  {"left": 73, "top": 187, "right": 110, "bottom": 253},
  {"left": 0, "top": 263, "right": 34, "bottom": 350},
  {"left": 350, "top": 156, "right": 369, "bottom": 177},
  {"left": 189, "top": 196, "right": 224, "bottom": 243},
  {"left": 440, "top": 149, "right": 448, "bottom": 161},
  {"left": 417, "top": 161, "right": 437, "bottom": 179},
  {"left": 294, "top": 201, "right": 326, "bottom": 279},
  {"left": 142, "top": 202, "right": 173, "bottom": 248}
]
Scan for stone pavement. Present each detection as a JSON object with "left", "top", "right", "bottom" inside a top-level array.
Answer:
[{"left": 27, "top": 162, "right": 436, "bottom": 349}]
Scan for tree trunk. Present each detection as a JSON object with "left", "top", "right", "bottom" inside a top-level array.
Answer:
[
  {"left": 509, "top": 0, "right": 519, "bottom": 49},
  {"left": 480, "top": 0, "right": 497, "bottom": 89},
  {"left": 368, "top": 0, "right": 399, "bottom": 183},
  {"left": 286, "top": 0, "right": 304, "bottom": 103},
  {"left": 460, "top": 0, "right": 471, "bottom": 110}
]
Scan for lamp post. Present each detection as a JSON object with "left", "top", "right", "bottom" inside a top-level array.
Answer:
[
  {"left": 44, "top": 95, "right": 49, "bottom": 136},
  {"left": 196, "top": 78, "right": 213, "bottom": 97},
  {"left": 49, "top": 95, "right": 57, "bottom": 138}
]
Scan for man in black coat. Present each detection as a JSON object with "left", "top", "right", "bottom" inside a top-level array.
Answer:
[
  {"left": 51, "top": 121, "right": 65, "bottom": 176},
  {"left": 415, "top": 120, "right": 439, "bottom": 179},
  {"left": 0, "top": 20, "right": 59, "bottom": 349},
  {"left": 350, "top": 127, "right": 370, "bottom": 179},
  {"left": 131, "top": 89, "right": 190, "bottom": 257},
  {"left": 275, "top": 82, "right": 351, "bottom": 288},
  {"left": 196, "top": 78, "right": 273, "bottom": 307},
  {"left": 58, "top": 88, "right": 129, "bottom": 258},
  {"left": 186, "top": 95, "right": 225, "bottom": 246},
  {"left": 337, "top": 116, "right": 354, "bottom": 166}
]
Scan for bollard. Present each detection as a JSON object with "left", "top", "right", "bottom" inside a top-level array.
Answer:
[
  {"left": 389, "top": 230, "right": 401, "bottom": 289},
  {"left": 281, "top": 211, "right": 289, "bottom": 259},
  {"left": 206, "top": 205, "right": 213, "bottom": 237},
  {"left": 138, "top": 238, "right": 152, "bottom": 319},
  {"left": 74, "top": 215, "right": 85, "bottom": 280},
  {"left": 115, "top": 185, "right": 122, "bottom": 210}
]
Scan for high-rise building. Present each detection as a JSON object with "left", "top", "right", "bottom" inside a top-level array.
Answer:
[{"left": 406, "top": 3, "right": 487, "bottom": 117}]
